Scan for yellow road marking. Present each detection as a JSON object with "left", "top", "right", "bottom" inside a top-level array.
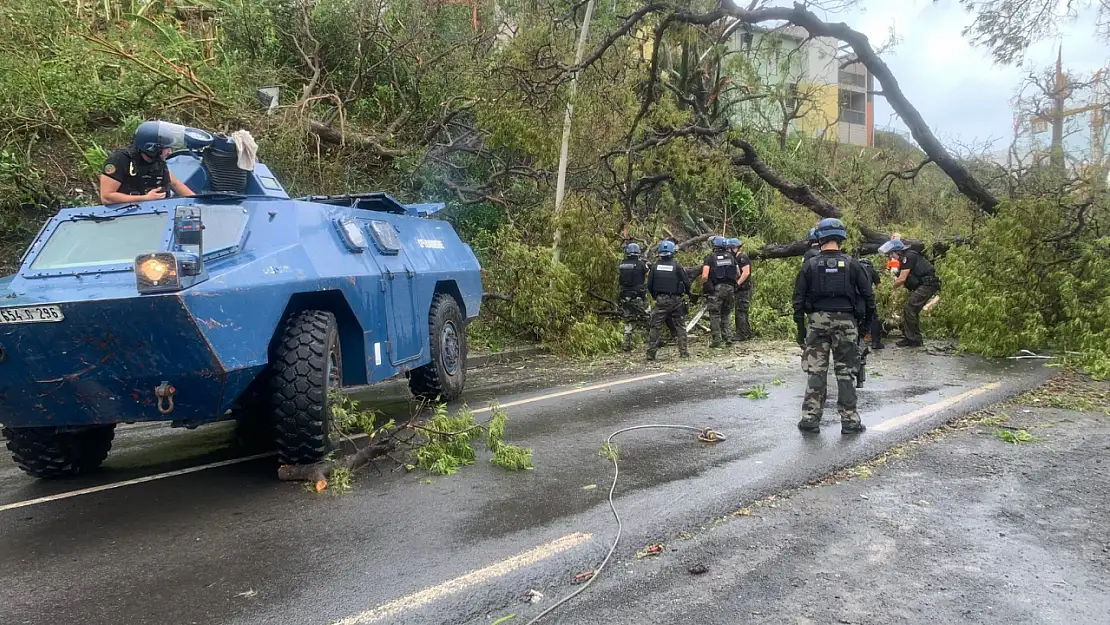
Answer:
[
  {"left": 0, "top": 373, "right": 670, "bottom": 513},
  {"left": 871, "top": 382, "right": 1001, "bottom": 433},
  {"left": 330, "top": 532, "right": 593, "bottom": 625}
]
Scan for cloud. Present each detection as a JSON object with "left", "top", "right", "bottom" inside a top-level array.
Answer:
[{"left": 839, "top": 0, "right": 1109, "bottom": 145}]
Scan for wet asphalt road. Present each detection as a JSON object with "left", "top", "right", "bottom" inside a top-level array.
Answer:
[{"left": 0, "top": 346, "right": 1050, "bottom": 625}]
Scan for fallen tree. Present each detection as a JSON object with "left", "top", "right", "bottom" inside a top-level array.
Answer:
[{"left": 277, "top": 396, "right": 532, "bottom": 492}]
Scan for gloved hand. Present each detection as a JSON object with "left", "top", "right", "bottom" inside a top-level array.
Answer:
[{"left": 795, "top": 324, "right": 807, "bottom": 347}]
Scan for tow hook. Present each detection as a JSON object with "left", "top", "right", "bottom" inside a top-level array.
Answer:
[{"left": 154, "top": 381, "right": 176, "bottom": 414}]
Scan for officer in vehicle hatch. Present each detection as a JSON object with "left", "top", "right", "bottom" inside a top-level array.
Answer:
[
  {"left": 729, "top": 237, "right": 754, "bottom": 342},
  {"left": 879, "top": 238, "right": 940, "bottom": 348},
  {"left": 99, "top": 121, "right": 195, "bottom": 205},
  {"left": 701, "top": 236, "right": 738, "bottom": 348},
  {"left": 802, "top": 227, "right": 821, "bottom": 261},
  {"left": 646, "top": 240, "right": 691, "bottom": 361},
  {"left": 617, "top": 243, "right": 649, "bottom": 352},
  {"left": 793, "top": 218, "right": 875, "bottom": 435}
]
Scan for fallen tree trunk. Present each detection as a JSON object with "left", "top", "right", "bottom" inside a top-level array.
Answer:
[
  {"left": 675, "top": 2, "right": 1000, "bottom": 214},
  {"left": 278, "top": 440, "right": 395, "bottom": 491}
]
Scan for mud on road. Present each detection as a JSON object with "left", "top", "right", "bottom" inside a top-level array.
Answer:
[{"left": 523, "top": 372, "right": 1110, "bottom": 625}]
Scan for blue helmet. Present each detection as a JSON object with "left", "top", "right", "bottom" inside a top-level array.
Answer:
[
  {"left": 814, "top": 217, "right": 848, "bottom": 242},
  {"left": 878, "top": 239, "right": 906, "bottom": 254},
  {"left": 657, "top": 240, "right": 676, "bottom": 256},
  {"left": 711, "top": 236, "right": 727, "bottom": 249},
  {"left": 727, "top": 237, "right": 741, "bottom": 249},
  {"left": 805, "top": 227, "right": 818, "bottom": 243},
  {"left": 624, "top": 242, "right": 642, "bottom": 256}
]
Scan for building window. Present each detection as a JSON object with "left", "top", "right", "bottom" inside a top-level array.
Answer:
[
  {"left": 838, "top": 70, "right": 867, "bottom": 88},
  {"left": 839, "top": 90, "right": 866, "bottom": 125},
  {"left": 784, "top": 82, "right": 800, "bottom": 111}
]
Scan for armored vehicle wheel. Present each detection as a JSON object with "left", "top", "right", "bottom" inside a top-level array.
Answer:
[
  {"left": 2, "top": 425, "right": 115, "bottom": 479},
  {"left": 409, "top": 293, "right": 467, "bottom": 402},
  {"left": 271, "top": 310, "right": 342, "bottom": 465}
]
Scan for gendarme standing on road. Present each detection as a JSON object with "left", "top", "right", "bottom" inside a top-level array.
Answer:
[
  {"left": 701, "top": 236, "right": 738, "bottom": 348},
  {"left": 617, "top": 243, "right": 649, "bottom": 351},
  {"left": 646, "top": 240, "right": 691, "bottom": 361},
  {"left": 792, "top": 218, "right": 876, "bottom": 434},
  {"left": 729, "top": 237, "right": 754, "bottom": 342}
]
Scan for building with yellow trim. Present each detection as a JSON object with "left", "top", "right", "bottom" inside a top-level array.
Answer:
[{"left": 724, "top": 25, "right": 874, "bottom": 146}]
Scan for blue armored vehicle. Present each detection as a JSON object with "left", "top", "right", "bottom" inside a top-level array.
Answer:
[{"left": 0, "top": 121, "right": 483, "bottom": 478}]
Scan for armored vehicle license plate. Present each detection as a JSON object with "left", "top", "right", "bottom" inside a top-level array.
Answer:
[{"left": 0, "top": 305, "right": 64, "bottom": 324}]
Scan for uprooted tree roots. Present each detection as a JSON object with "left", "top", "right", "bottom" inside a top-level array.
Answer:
[{"left": 277, "top": 394, "right": 533, "bottom": 492}]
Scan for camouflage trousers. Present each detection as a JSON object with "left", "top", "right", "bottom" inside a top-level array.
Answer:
[
  {"left": 903, "top": 284, "right": 939, "bottom": 343},
  {"left": 647, "top": 294, "right": 688, "bottom": 358},
  {"left": 733, "top": 285, "right": 753, "bottom": 341},
  {"left": 800, "top": 311, "right": 861, "bottom": 425},
  {"left": 706, "top": 282, "right": 736, "bottom": 345},
  {"left": 620, "top": 294, "right": 648, "bottom": 351}
]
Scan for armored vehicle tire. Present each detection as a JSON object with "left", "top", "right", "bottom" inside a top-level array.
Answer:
[
  {"left": 271, "top": 310, "right": 342, "bottom": 465},
  {"left": 409, "top": 293, "right": 467, "bottom": 402},
  {"left": 2, "top": 425, "right": 115, "bottom": 479}
]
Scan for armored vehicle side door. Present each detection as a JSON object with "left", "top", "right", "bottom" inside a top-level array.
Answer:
[{"left": 361, "top": 218, "right": 422, "bottom": 365}]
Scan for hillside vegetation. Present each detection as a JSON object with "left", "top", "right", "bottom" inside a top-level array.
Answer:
[{"left": 0, "top": 0, "right": 1106, "bottom": 375}]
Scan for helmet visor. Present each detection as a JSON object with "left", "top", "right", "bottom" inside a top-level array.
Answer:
[
  {"left": 139, "top": 121, "right": 187, "bottom": 152},
  {"left": 877, "top": 240, "right": 899, "bottom": 254}
]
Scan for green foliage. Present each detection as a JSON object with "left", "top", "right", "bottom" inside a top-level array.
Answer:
[
  {"left": 748, "top": 258, "right": 801, "bottom": 340},
  {"left": 0, "top": 0, "right": 1098, "bottom": 375},
  {"left": 742, "top": 384, "right": 769, "bottom": 400},
  {"left": 599, "top": 442, "right": 619, "bottom": 461},
  {"left": 931, "top": 199, "right": 1110, "bottom": 379},
  {"left": 416, "top": 401, "right": 533, "bottom": 475},
  {"left": 486, "top": 402, "right": 533, "bottom": 471},
  {"left": 416, "top": 403, "right": 479, "bottom": 476},
  {"left": 995, "top": 428, "right": 1035, "bottom": 444},
  {"left": 326, "top": 467, "right": 353, "bottom": 492}
]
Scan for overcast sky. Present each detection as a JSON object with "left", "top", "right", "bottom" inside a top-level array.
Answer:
[{"left": 813, "top": 0, "right": 1109, "bottom": 153}]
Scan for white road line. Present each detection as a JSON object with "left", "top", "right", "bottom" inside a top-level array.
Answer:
[
  {"left": 330, "top": 532, "right": 593, "bottom": 625},
  {"left": 871, "top": 382, "right": 1001, "bottom": 433},
  {"left": 0, "top": 452, "right": 276, "bottom": 513},
  {"left": 468, "top": 371, "right": 671, "bottom": 414},
  {"left": 0, "top": 372, "right": 670, "bottom": 513}
]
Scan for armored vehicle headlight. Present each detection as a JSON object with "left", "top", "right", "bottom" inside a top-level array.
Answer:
[
  {"left": 139, "top": 257, "right": 171, "bottom": 282},
  {"left": 135, "top": 252, "right": 181, "bottom": 293}
]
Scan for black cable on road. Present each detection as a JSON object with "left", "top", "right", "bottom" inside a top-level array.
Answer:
[{"left": 524, "top": 424, "right": 726, "bottom": 624}]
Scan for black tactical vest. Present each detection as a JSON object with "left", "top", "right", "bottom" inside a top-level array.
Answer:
[
  {"left": 805, "top": 252, "right": 856, "bottom": 313},
  {"left": 618, "top": 257, "right": 646, "bottom": 293},
  {"left": 650, "top": 259, "right": 682, "bottom": 294},
  {"left": 710, "top": 252, "right": 738, "bottom": 285}
]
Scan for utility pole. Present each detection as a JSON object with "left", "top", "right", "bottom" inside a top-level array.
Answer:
[{"left": 551, "top": 0, "right": 596, "bottom": 264}]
